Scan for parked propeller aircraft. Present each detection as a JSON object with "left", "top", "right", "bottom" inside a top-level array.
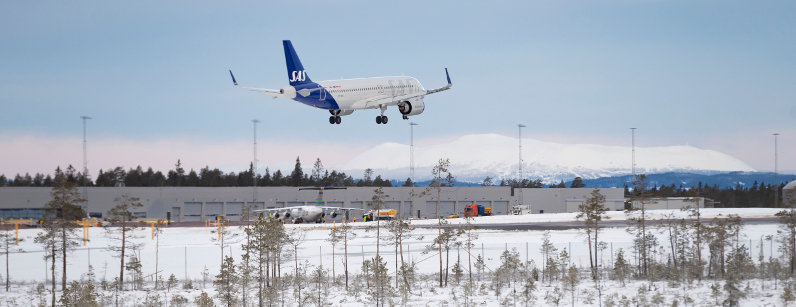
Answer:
[{"left": 229, "top": 40, "right": 452, "bottom": 124}]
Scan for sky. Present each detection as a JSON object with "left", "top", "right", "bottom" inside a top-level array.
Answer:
[{"left": 1, "top": 1, "right": 795, "bottom": 178}]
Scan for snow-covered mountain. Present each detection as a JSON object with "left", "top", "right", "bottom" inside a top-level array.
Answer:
[{"left": 337, "top": 134, "right": 755, "bottom": 183}]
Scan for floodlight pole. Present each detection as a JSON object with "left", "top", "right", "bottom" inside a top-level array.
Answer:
[
  {"left": 774, "top": 133, "right": 780, "bottom": 208},
  {"left": 81, "top": 116, "right": 91, "bottom": 217},
  {"left": 410, "top": 122, "right": 418, "bottom": 184},
  {"left": 630, "top": 128, "right": 637, "bottom": 177},
  {"left": 253, "top": 119, "right": 260, "bottom": 203},
  {"left": 518, "top": 124, "right": 526, "bottom": 209}
]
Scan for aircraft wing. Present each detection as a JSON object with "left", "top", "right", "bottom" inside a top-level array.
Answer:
[
  {"left": 424, "top": 68, "right": 452, "bottom": 95},
  {"left": 350, "top": 95, "right": 391, "bottom": 109},
  {"left": 229, "top": 70, "right": 285, "bottom": 99},
  {"left": 321, "top": 207, "right": 359, "bottom": 211},
  {"left": 252, "top": 206, "right": 303, "bottom": 213}
]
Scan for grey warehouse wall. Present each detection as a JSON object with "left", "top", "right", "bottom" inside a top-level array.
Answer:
[{"left": 0, "top": 186, "right": 624, "bottom": 220}]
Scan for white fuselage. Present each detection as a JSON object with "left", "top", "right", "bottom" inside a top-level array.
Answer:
[{"left": 318, "top": 77, "right": 425, "bottom": 110}]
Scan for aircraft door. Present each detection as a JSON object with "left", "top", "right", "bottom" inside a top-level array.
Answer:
[{"left": 319, "top": 86, "right": 326, "bottom": 101}]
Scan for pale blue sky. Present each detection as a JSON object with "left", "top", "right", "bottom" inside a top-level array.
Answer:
[{"left": 1, "top": 1, "right": 794, "bottom": 176}]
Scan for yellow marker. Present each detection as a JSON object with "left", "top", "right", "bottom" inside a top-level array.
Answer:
[
  {"left": 7, "top": 219, "right": 33, "bottom": 245},
  {"left": 209, "top": 221, "right": 223, "bottom": 240},
  {"left": 146, "top": 221, "right": 161, "bottom": 240}
]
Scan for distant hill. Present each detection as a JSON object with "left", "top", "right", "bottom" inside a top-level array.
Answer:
[
  {"left": 579, "top": 172, "right": 795, "bottom": 189},
  {"left": 393, "top": 172, "right": 795, "bottom": 188},
  {"left": 343, "top": 133, "right": 755, "bottom": 183}
]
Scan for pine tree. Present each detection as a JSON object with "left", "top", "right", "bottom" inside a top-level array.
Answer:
[
  {"left": 0, "top": 222, "right": 23, "bottom": 292},
  {"left": 311, "top": 158, "right": 324, "bottom": 186},
  {"left": 214, "top": 256, "right": 239, "bottom": 307},
  {"left": 576, "top": 189, "right": 609, "bottom": 279},
  {"left": 613, "top": 248, "right": 629, "bottom": 286},
  {"left": 167, "top": 274, "right": 178, "bottom": 292},
  {"left": 431, "top": 158, "right": 451, "bottom": 287},
  {"left": 104, "top": 194, "right": 145, "bottom": 291},
  {"left": 540, "top": 230, "right": 558, "bottom": 283},
  {"left": 291, "top": 157, "right": 304, "bottom": 187},
  {"left": 194, "top": 292, "right": 216, "bottom": 307},
  {"left": 41, "top": 172, "right": 85, "bottom": 291},
  {"left": 570, "top": 177, "right": 586, "bottom": 188}
]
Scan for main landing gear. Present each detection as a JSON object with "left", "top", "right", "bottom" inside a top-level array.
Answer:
[
  {"left": 376, "top": 104, "right": 388, "bottom": 124},
  {"left": 328, "top": 116, "right": 341, "bottom": 124}
]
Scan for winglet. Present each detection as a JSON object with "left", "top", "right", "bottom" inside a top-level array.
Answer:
[
  {"left": 445, "top": 68, "right": 451, "bottom": 85},
  {"left": 229, "top": 70, "right": 238, "bottom": 86}
]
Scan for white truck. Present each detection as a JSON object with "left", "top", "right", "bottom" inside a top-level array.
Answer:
[{"left": 510, "top": 204, "right": 533, "bottom": 215}]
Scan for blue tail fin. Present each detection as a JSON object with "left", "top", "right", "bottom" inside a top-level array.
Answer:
[{"left": 283, "top": 40, "right": 313, "bottom": 86}]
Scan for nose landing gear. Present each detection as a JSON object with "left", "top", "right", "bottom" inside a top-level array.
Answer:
[
  {"left": 376, "top": 116, "right": 388, "bottom": 124},
  {"left": 328, "top": 116, "right": 341, "bottom": 124}
]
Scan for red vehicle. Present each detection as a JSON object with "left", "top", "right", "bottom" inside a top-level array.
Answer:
[{"left": 464, "top": 204, "right": 493, "bottom": 217}]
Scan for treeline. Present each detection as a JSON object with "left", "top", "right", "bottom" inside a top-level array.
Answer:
[
  {"left": 0, "top": 157, "right": 396, "bottom": 188},
  {"left": 623, "top": 180, "right": 793, "bottom": 208}
]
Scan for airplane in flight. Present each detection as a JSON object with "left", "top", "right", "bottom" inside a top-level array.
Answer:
[
  {"left": 229, "top": 40, "right": 452, "bottom": 124},
  {"left": 252, "top": 188, "right": 359, "bottom": 224}
]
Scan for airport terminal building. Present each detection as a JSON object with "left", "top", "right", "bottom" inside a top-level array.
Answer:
[{"left": 0, "top": 186, "right": 627, "bottom": 221}]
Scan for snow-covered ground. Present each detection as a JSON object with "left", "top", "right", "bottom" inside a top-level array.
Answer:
[{"left": 0, "top": 208, "right": 788, "bottom": 306}]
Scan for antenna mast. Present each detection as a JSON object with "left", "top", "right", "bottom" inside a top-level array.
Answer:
[
  {"left": 410, "top": 122, "right": 418, "bottom": 184},
  {"left": 252, "top": 119, "right": 260, "bottom": 203},
  {"left": 518, "top": 124, "right": 526, "bottom": 208},
  {"left": 81, "top": 116, "right": 91, "bottom": 216}
]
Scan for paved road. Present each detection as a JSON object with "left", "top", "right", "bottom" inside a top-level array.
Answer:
[{"left": 414, "top": 217, "right": 781, "bottom": 231}]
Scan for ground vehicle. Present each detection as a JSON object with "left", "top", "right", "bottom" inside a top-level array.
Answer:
[
  {"left": 364, "top": 209, "right": 398, "bottom": 221},
  {"left": 463, "top": 204, "right": 493, "bottom": 217},
  {"left": 446, "top": 213, "right": 460, "bottom": 219},
  {"left": 511, "top": 205, "right": 532, "bottom": 215}
]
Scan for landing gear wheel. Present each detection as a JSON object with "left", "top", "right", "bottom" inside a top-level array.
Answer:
[
  {"left": 329, "top": 116, "right": 335, "bottom": 124},
  {"left": 376, "top": 116, "right": 383, "bottom": 124},
  {"left": 335, "top": 116, "right": 341, "bottom": 124},
  {"left": 382, "top": 116, "right": 388, "bottom": 124},
  {"left": 402, "top": 115, "right": 408, "bottom": 120}
]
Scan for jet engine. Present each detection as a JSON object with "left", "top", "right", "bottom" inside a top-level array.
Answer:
[
  {"left": 284, "top": 212, "right": 291, "bottom": 218},
  {"left": 331, "top": 212, "right": 338, "bottom": 219},
  {"left": 280, "top": 86, "right": 297, "bottom": 99},
  {"left": 273, "top": 212, "right": 281, "bottom": 219},
  {"left": 329, "top": 109, "right": 355, "bottom": 116},
  {"left": 398, "top": 98, "right": 425, "bottom": 116}
]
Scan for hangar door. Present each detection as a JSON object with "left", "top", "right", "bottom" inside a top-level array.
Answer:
[
  {"left": 249, "top": 202, "right": 264, "bottom": 211},
  {"left": 493, "top": 201, "right": 509, "bottom": 215},
  {"left": 384, "top": 201, "right": 400, "bottom": 211},
  {"left": 226, "top": 202, "right": 243, "bottom": 221},
  {"left": 440, "top": 201, "right": 455, "bottom": 216},
  {"left": 401, "top": 201, "right": 412, "bottom": 217},
  {"left": 184, "top": 202, "right": 202, "bottom": 222},
  {"left": 425, "top": 201, "right": 455, "bottom": 217},
  {"left": 205, "top": 202, "right": 222, "bottom": 221}
]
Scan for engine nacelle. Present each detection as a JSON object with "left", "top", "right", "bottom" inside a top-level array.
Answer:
[
  {"left": 279, "top": 86, "right": 296, "bottom": 99},
  {"left": 398, "top": 98, "right": 425, "bottom": 116},
  {"left": 274, "top": 212, "right": 281, "bottom": 219},
  {"left": 331, "top": 212, "right": 338, "bottom": 219},
  {"left": 329, "top": 109, "right": 355, "bottom": 116}
]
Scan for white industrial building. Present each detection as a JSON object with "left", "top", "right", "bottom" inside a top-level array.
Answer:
[{"left": 0, "top": 186, "right": 625, "bottom": 221}]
